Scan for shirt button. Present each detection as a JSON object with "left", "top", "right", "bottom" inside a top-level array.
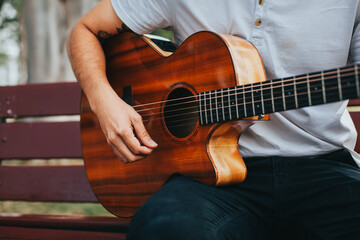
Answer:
[
  {"left": 255, "top": 19, "right": 262, "bottom": 26},
  {"left": 259, "top": 0, "right": 265, "bottom": 5}
]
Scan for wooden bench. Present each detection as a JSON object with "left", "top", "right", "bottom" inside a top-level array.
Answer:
[
  {"left": 0, "top": 82, "right": 130, "bottom": 240},
  {"left": 0, "top": 82, "right": 359, "bottom": 239}
]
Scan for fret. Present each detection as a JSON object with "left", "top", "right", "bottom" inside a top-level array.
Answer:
[
  {"left": 212, "top": 90, "right": 218, "bottom": 122},
  {"left": 356, "top": 65, "right": 360, "bottom": 98},
  {"left": 270, "top": 79, "right": 275, "bottom": 113},
  {"left": 198, "top": 92, "right": 204, "bottom": 125},
  {"left": 293, "top": 76, "right": 299, "bottom": 109},
  {"left": 227, "top": 88, "right": 232, "bottom": 120},
  {"left": 204, "top": 91, "right": 208, "bottom": 124},
  {"left": 337, "top": 68, "right": 343, "bottom": 101},
  {"left": 251, "top": 84, "right": 256, "bottom": 116},
  {"left": 295, "top": 74, "right": 309, "bottom": 108},
  {"left": 236, "top": 85, "right": 247, "bottom": 118},
  {"left": 252, "top": 83, "right": 263, "bottom": 115},
  {"left": 223, "top": 88, "right": 229, "bottom": 120},
  {"left": 197, "top": 64, "right": 360, "bottom": 125},
  {"left": 221, "top": 89, "right": 226, "bottom": 121},
  {"left": 283, "top": 76, "right": 296, "bottom": 110},
  {"left": 306, "top": 74, "right": 312, "bottom": 106},
  {"left": 211, "top": 90, "right": 217, "bottom": 123},
  {"left": 262, "top": 80, "right": 273, "bottom": 114},
  {"left": 228, "top": 87, "right": 237, "bottom": 119},
  {"left": 223, "top": 88, "right": 231, "bottom": 121},
  {"left": 198, "top": 65, "right": 360, "bottom": 126},
  {"left": 235, "top": 87, "right": 240, "bottom": 119},
  {"left": 209, "top": 91, "right": 214, "bottom": 123},
  {"left": 339, "top": 65, "right": 359, "bottom": 100},
  {"left": 214, "top": 90, "right": 219, "bottom": 122},
  {"left": 207, "top": 91, "right": 211, "bottom": 123},
  {"left": 324, "top": 69, "right": 340, "bottom": 102},
  {"left": 281, "top": 78, "right": 286, "bottom": 110},
  {"left": 260, "top": 82, "right": 265, "bottom": 114},
  {"left": 243, "top": 85, "right": 249, "bottom": 117},
  {"left": 272, "top": 78, "right": 285, "bottom": 112},
  {"left": 216, "top": 90, "right": 224, "bottom": 122},
  {"left": 309, "top": 72, "right": 324, "bottom": 105},
  {"left": 321, "top": 71, "right": 327, "bottom": 104}
]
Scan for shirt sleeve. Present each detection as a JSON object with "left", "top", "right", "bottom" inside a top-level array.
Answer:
[
  {"left": 350, "top": 7, "right": 360, "bottom": 64},
  {"left": 111, "top": 0, "right": 174, "bottom": 34}
]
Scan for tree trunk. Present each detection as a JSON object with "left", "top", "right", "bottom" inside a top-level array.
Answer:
[{"left": 22, "top": 0, "right": 97, "bottom": 83}]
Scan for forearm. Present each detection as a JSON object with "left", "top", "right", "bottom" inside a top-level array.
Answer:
[
  {"left": 66, "top": 0, "right": 126, "bottom": 114},
  {"left": 66, "top": 0, "right": 157, "bottom": 163},
  {"left": 67, "top": 22, "right": 116, "bottom": 113}
]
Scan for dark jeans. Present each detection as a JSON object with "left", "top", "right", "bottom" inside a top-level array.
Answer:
[{"left": 126, "top": 150, "right": 360, "bottom": 240}]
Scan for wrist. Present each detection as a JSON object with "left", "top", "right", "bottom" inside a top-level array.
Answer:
[{"left": 85, "top": 81, "right": 119, "bottom": 114}]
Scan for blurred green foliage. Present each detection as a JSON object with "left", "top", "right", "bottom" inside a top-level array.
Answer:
[
  {"left": 0, "top": 0, "right": 22, "bottom": 65},
  {"left": 151, "top": 29, "right": 174, "bottom": 42},
  {"left": 0, "top": 0, "right": 21, "bottom": 28}
]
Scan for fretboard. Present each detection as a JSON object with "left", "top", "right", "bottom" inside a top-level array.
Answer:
[{"left": 198, "top": 64, "right": 360, "bottom": 125}]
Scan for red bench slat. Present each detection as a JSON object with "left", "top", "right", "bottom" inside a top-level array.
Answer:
[
  {"left": 0, "top": 82, "right": 81, "bottom": 118},
  {"left": 0, "top": 121, "right": 82, "bottom": 159},
  {"left": 0, "top": 166, "right": 97, "bottom": 202},
  {"left": 349, "top": 99, "right": 360, "bottom": 106},
  {"left": 350, "top": 111, "right": 360, "bottom": 152}
]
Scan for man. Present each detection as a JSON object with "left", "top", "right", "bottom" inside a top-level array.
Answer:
[{"left": 67, "top": 0, "right": 360, "bottom": 239}]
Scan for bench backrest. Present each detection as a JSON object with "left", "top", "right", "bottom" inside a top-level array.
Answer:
[
  {"left": 0, "top": 82, "right": 359, "bottom": 204},
  {"left": 0, "top": 82, "right": 97, "bottom": 203}
]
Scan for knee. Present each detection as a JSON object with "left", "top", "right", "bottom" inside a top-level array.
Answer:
[
  {"left": 126, "top": 202, "right": 212, "bottom": 240},
  {"left": 126, "top": 176, "right": 216, "bottom": 239}
]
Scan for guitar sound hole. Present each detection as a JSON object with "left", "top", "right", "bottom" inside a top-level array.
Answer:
[{"left": 164, "top": 87, "right": 198, "bottom": 139}]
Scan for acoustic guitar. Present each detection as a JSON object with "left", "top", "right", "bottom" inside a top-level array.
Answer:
[{"left": 80, "top": 31, "right": 360, "bottom": 217}]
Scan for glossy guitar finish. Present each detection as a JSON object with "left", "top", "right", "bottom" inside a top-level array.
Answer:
[{"left": 80, "top": 31, "right": 267, "bottom": 217}]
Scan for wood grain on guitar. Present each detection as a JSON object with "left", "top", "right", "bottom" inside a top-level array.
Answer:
[
  {"left": 81, "top": 31, "right": 360, "bottom": 217},
  {"left": 81, "top": 31, "right": 266, "bottom": 217}
]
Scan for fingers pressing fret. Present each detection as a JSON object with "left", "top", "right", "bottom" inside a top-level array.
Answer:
[{"left": 96, "top": 23, "right": 131, "bottom": 43}]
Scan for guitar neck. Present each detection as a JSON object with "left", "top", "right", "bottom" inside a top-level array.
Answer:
[{"left": 198, "top": 64, "right": 360, "bottom": 125}]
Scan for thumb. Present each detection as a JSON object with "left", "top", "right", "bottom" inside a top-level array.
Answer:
[{"left": 133, "top": 119, "right": 158, "bottom": 148}]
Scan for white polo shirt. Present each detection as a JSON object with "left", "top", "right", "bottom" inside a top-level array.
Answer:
[{"left": 111, "top": 0, "right": 360, "bottom": 165}]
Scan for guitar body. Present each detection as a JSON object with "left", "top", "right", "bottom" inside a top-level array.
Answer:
[{"left": 81, "top": 31, "right": 266, "bottom": 217}]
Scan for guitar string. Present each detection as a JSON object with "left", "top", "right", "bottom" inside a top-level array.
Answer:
[
  {"left": 132, "top": 66, "right": 357, "bottom": 111},
  {"left": 139, "top": 87, "right": 357, "bottom": 132},
  {"left": 137, "top": 71, "right": 358, "bottom": 119},
  {"left": 139, "top": 75, "right": 353, "bottom": 119},
  {"left": 140, "top": 85, "right": 357, "bottom": 128},
  {"left": 134, "top": 69, "right": 357, "bottom": 117},
  {"left": 140, "top": 80, "right": 357, "bottom": 124},
  {"left": 133, "top": 66, "right": 355, "bottom": 110}
]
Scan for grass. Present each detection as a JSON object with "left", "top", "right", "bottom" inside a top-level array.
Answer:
[{"left": 0, "top": 201, "right": 113, "bottom": 216}]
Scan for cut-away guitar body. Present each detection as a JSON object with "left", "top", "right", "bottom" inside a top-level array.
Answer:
[
  {"left": 80, "top": 31, "right": 267, "bottom": 217},
  {"left": 81, "top": 31, "right": 360, "bottom": 217}
]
